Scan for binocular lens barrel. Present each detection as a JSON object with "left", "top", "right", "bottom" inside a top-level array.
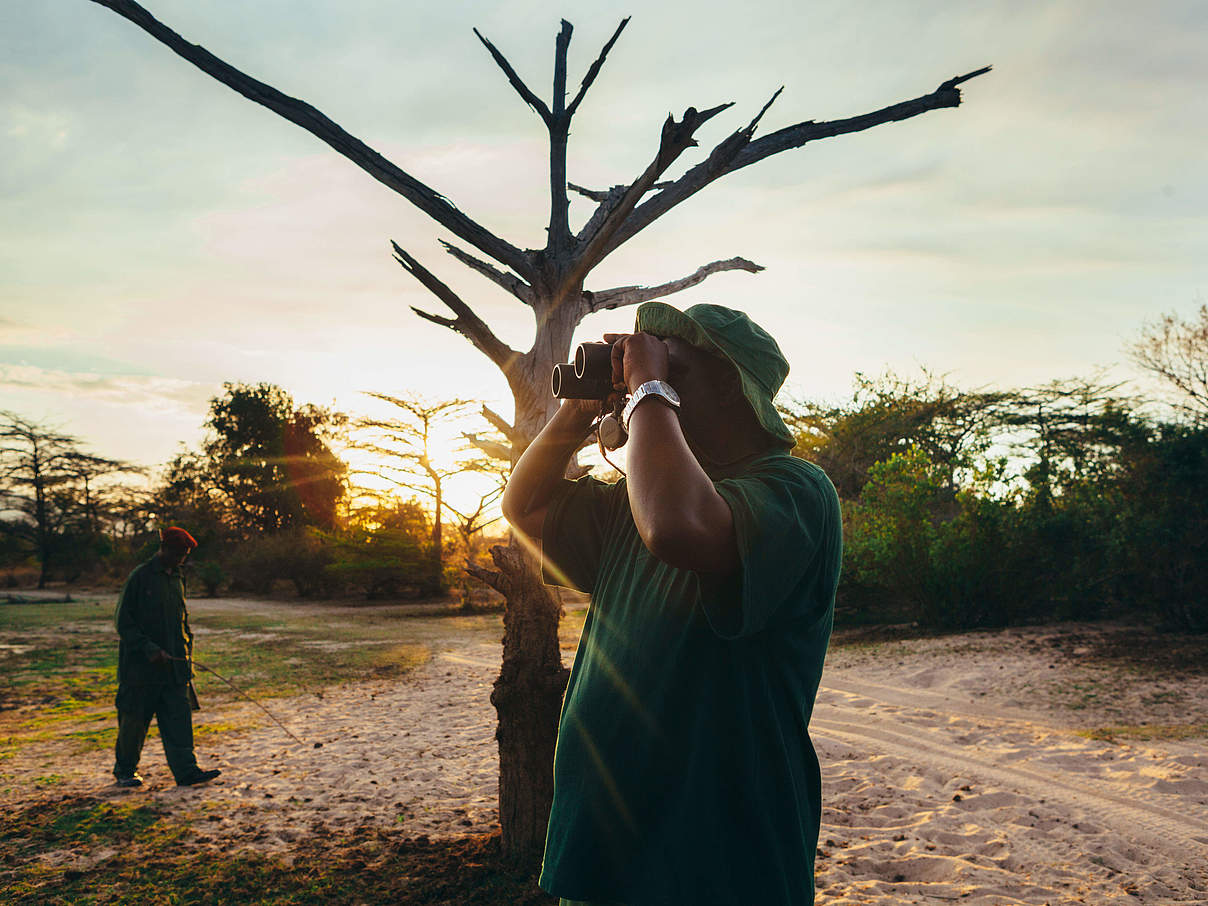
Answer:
[
  {"left": 551, "top": 340, "right": 616, "bottom": 400},
  {"left": 551, "top": 363, "right": 613, "bottom": 400},
  {"left": 574, "top": 341, "right": 613, "bottom": 381}
]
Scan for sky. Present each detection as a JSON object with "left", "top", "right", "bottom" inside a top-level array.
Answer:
[{"left": 1, "top": 0, "right": 1205, "bottom": 489}]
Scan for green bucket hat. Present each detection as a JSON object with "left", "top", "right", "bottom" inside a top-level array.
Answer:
[{"left": 634, "top": 301, "right": 796, "bottom": 448}]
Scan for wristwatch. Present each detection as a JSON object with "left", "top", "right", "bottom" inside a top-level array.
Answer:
[{"left": 622, "top": 380, "right": 681, "bottom": 431}]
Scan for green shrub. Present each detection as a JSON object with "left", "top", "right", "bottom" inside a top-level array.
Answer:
[{"left": 193, "top": 560, "right": 227, "bottom": 597}]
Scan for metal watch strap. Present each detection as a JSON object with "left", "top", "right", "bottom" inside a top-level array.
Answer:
[{"left": 622, "top": 380, "right": 681, "bottom": 432}]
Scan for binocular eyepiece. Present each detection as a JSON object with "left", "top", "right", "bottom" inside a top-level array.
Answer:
[{"left": 551, "top": 341, "right": 616, "bottom": 400}]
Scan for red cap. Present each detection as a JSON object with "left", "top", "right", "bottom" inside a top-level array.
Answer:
[{"left": 160, "top": 526, "right": 198, "bottom": 550}]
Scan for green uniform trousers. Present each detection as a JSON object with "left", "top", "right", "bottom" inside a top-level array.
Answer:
[{"left": 113, "top": 683, "right": 198, "bottom": 783}]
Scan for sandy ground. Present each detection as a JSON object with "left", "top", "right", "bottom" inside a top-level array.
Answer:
[{"left": 6, "top": 617, "right": 1208, "bottom": 904}]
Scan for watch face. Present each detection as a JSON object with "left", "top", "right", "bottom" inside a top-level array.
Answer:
[{"left": 654, "top": 381, "right": 681, "bottom": 404}]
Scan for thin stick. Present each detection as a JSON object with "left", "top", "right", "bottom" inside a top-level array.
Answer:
[{"left": 176, "top": 656, "right": 307, "bottom": 746}]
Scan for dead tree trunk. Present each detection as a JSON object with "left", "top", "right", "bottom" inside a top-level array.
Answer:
[{"left": 84, "top": 0, "right": 988, "bottom": 861}]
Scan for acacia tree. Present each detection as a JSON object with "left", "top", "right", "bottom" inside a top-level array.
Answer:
[
  {"left": 351, "top": 393, "right": 478, "bottom": 592},
  {"left": 86, "top": 0, "right": 987, "bottom": 858},
  {"left": 0, "top": 411, "right": 131, "bottom": 587}
]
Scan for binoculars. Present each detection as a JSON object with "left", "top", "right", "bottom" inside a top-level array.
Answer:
[
  {"left": 551, "top": 340, "right": 629, "bottom": 449},
  {"left": 551, "top": 341, "right": 615, "bottom": 400}
]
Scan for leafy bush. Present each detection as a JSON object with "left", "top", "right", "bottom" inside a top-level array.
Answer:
[
  {"left": 841, "top": 447, "right": 949, "bottom": 625},
  {"left": 324, "top": 526, "right": 433, "bottom": 599},
  {"left": 192, "top": 560, "right": 227, "bottom": 597},
  {"left": 224, "top": 528, "right": 340, "bottom": 597},
  {"left": 1112, "top": 426, "right": 1208, "bottom": 631}
]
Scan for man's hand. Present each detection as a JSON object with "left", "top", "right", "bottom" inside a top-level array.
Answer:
[
  {"left": 605, "top": 333, "right": 670, "bottom": 393},
  {"left": 502, "top": 393, "right": 615, "bottom": 541},
  {"left": 560, "top": 396, "right": 609, "bottom": 427},
  {"left": 149, "top": 648, "right": 170, "bottom": 664}
]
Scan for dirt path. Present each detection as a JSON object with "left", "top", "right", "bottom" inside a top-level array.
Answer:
[
  {"left": 813, "top": 628, "right": 1208, "bottom": 904},
  {"left": 14, "top": 638, "right": 505, "bottom": 854},
  {"left": 812, "top": 683, "right": 1208, "bottom": 903},
  {"left": 7, "top": 616, "right": 1207, "bottom": 903}
]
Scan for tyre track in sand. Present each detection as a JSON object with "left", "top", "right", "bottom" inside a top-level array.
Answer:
[{"left": 811, "top": 679, "right": 1208, "bottom": 895}]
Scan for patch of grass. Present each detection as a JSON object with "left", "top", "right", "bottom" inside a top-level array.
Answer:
[
  {"left": 1079, "top": 723, "right": 1208, "bottom": 742},
  {"left": 1028, "top": 624, "right": 1208, "bottom": 678},
  {"left": 64, "top": 725, "right": 116, "bottom": 752},
  {"left": 0, "top": 796, "right": 179, "bottom": 870},
  {"left": 193, "top": 720, "right": 253, "bottom": 741},
  {"left": 0, "top": 809, "right": 553, "bottom": 906},
  {"left": 0, "top": 599, "right": 506, "bottom": 716}
]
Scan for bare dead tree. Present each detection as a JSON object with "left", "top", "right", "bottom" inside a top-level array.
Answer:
[
  {"left": 84, "top": 0, "right": 988, "bottom": 859},
  {"left": 1129, "top": 303, "right": 1208, "bottom": 424}
]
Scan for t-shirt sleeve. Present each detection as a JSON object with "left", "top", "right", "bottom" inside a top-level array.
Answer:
[
  {"left": 699, "top": 461, "right": 840, "bottom": 639},
  {"left": 541, "top": 476, "right": 621, "bottom": 593}
]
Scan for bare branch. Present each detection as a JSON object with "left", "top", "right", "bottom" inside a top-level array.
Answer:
[
  {"left": 585, "top": 256, "right": 765, "bottom": 313},
  {"left": 552, "top": 20, "right": 572, "bottom": 118},
  {"left": 566, "top": 17, "right": 630, "bottom": 117},
  {"left": 473, "top": 27, "right": 552, "bottom": 125},
  {"left": 465, "top": 561, "right": 505, "bottom": 594},
  {"left": 745, "top": 86, "right": 784, "bottom": 134},
  {"left": 481, "top": 406, "right": 519, "bottom": 445},
  {"left": 88, "top": 0, "right": 535, "bottom": 281},
  {"left": 572, "top": 182, "right": 674, "bottom": 245},
  {"left": 940, "top": 66, "right": 993, "bottom": 90},
  {"left": 603, "top": 67, "right": 992, "bottom": 255},
  {"left": 547, "top": 21, "right": 575, "bottom": 255},
  {"left": 362, "top": 392, "right": 476, "bottom": 422},
  {"left": 567, "top": 182, "right": 615, "bottom": 203},
  {"left": 411, "top": 306, "right": 457, "bottom": 330},
  {"left": 440, "top": 240, "right": 534, "bottom": 305},
  {"left": 560, "top": 102, "right": 734, "bottom": 301},
  {"left": 392, "top": 241, "right": 521, "bottom": 373},
  {"left": 462, "top": 433, "right": 513, "bottom": 463},
  {"left": 568, "top": 180, "right": 674, "bottom": 202}
]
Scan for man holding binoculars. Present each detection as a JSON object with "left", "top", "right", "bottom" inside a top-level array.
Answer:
[{"left": 503, "top": 301, "right": 843, "bottom": 906}]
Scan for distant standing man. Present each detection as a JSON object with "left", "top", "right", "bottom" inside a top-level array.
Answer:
[
  {"left": 504, "top": 302, "right": 843, "bottom": 905},
  {"left": 113, "top": 526, "right": 221, "bottom": 788}
]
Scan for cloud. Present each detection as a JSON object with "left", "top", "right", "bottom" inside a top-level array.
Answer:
[
  {"left": 0, "top": 364, "right": 211, "bottom": 412},
  {"left": 4, "top": 104, "right": 70, "bottom": 149}
]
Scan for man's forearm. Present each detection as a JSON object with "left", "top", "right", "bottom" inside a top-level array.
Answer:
[
  {"left": 626, "top": 402, "right": 738, "bottom": 571},
  {"left": 502, "top": 402, "right": 596, "bottom": 535}
]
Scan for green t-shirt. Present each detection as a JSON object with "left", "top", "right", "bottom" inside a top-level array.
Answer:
[{"left": 539, "top": 450, "right": 843, "bottom": 906}]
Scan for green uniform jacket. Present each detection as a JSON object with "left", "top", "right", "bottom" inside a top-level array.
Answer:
[{"left": 114, "top": 555, "right": 194, "bottom": 688}]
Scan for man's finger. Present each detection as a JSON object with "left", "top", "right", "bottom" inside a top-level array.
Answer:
[{"left": 610, "top": 336, "right": 628, "bottom": 388}]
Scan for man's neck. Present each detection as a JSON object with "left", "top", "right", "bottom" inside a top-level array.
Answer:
[{"left": 686, "top": 420, "right": 771, "bottom": 473}]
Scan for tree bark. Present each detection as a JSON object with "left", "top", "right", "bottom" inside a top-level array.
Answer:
[
  {"left": 479, "top": 303, "right": 578, "bottom": 860},
  {"left": 484, "top": 540, "right": 569, "bottom": 863}
]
